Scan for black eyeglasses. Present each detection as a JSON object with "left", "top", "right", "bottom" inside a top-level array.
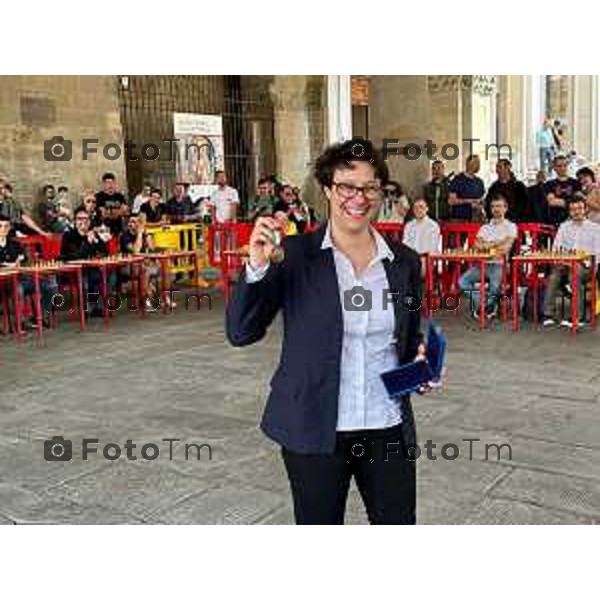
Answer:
[{"left": 332, "top": 181, "right": 382, "bottom": 200}]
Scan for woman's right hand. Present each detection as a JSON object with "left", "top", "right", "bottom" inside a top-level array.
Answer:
[{"left": 249, "top": 216, "right": 279, "bottom": 268}]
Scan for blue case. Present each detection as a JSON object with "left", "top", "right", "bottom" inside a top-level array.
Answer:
[{"left": 380, "top": 321, "right": 446, "bottom": 398}]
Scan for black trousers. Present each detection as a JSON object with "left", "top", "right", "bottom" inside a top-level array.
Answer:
[{"left": 281, "top": 424, "right": 416, "bottom": 525}]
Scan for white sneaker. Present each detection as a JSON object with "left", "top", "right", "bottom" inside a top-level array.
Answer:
[
  {"left": 561, "top": 320, "right": 585, "bottom": 329},
  {"left": 543, "top": 318, "right": 556, "bottom": 327}
]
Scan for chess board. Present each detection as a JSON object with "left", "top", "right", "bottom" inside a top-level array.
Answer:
[
  {"left": 514, "top": 250, "right": 591, "bottom": 260},
  {"left": 430, "top": 248, "right": 498, "bottom": 260}
]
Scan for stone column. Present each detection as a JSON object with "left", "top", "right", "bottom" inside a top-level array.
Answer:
[
  {"left": 368, "top": 75, "right": 499, "bottom": 192},
  {"left": 327, "top": 75, "right": 352, "bottom": 143},
  {"left": 571, "top": 75, "right": 596, "bottom": 160},
  {"left": 524, "top": 75, "right": 546, "bottom": 173},
  {"left": 269, "top": 75, "right": 311, "bottom": 189}
]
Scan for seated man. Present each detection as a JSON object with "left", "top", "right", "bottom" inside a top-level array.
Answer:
[
  {"left": 139, "top": 188, "right": 166, "bottom": 224},
  {"left": 166, "top": 183, "right": 198, "bottom": 223},
  {"left": 542, "top": 195, "right": 600, "bottom": 327},
  {"left": 402, "top": 197, "right": 442, "bottom": 273},
  {"left": 458, "top": 194, "right": 517, "bottom": 318},
  {"left": 0, "top": 215, "right": 52, "bottom": 328},
  {"left": 60, "top": 207, "right": 110, "bottom": 315}
]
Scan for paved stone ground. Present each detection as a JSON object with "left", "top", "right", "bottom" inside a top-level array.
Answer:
[{"left": 1, "top": 299, "right": 599, "bottom": 525}]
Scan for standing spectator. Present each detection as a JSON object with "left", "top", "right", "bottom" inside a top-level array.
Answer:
[
  {"left": 458, "top": 194, "right": 517, "bottom": 318},
  {"left": 448, "top": 155, "right": 485, "bottom": 222},
  {"left": 526, "top": 171, "right": 549, "bottom": 223},
  {"left": 289, "top": 188, "right": 317, "bottom": 233},
  {"left": 95, "top": 173, "right": 129, "bottom": 236},
  {"left": 0, "top": 182, "right": 47, "bottom": 235},
  {"left": 542, "top": 155, "right": 581, "bottom": 226},
  {"left": 542, "top": 195, "right": 600, "bottom": 327},
  {"left": 43, "top": 184, "right": 72, "bottom": 232},
  {"left": 567, "top": 149, "right": 586, "bottom": 179},
  {"left": 377, "top": 181, "right": 410, "bottom": 223},
  {"left": 140, "top": 188, "right": 166, "bottom": 224},
  {"left": 484, "top": 159, "right": 529, "bottom": 222},
  {"left": 56, "top": 186, "right": 73, "bottom": 229},
  {"left": 210, "top": 170, "right": 240, "bottom": 224},
  {"left": 537, "top": 117, "right": 556, "bottom": 172},
  {"left": 248, "top": 178, "right": 275, "bottom": 221},
  {"left": 132, "top": 183, "right": 152, "bottom": 214},
  {"left": 421, "top": 160, "right": 451, "bottom": 221},
  {"left": 577, "top": 167, "right": 600, "bottom": 224}
]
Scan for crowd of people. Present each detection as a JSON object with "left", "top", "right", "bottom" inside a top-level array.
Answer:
[{"left": 2, "top": 139, "right": 600, "bottom": 328}]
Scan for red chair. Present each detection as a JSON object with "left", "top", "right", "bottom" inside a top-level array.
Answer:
[{"left": 373, "top": 222, "right": 404, "bottom": 245}]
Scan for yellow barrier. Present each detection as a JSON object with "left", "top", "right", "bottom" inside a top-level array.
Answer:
[{"left": 145, "top": 224, "right": 208, "bottom": 282}]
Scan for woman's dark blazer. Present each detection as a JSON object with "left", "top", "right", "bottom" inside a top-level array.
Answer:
[{"left": 226, "top": 222, "right": 421, "bottom": 455}]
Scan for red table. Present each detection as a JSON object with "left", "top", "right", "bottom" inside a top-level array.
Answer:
[
  {"left": 511, "top": 253, "right": 597, "bottom": 334},
  {"left": 0, "top": 269, "right": 22, "bottom": 338},
  {"left": 17, "top": 262, "right": 85, "bottom": 340},
  {"left": 425, "top": 251, "right": 508, "bottom": 330},
  {"left": 70, "top": 256, "right": 146, "bottom": 329}
]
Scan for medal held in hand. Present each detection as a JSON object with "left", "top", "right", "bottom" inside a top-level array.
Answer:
[{"left": 270, "top": 229, "right": 285, "bottom": 263}]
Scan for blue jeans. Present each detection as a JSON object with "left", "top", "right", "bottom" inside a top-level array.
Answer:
[{"left": 458, "top": 263, "right": 503, "bottom": 312}]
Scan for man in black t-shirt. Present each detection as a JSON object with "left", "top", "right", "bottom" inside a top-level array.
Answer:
[
  {"left": 484, "top": 159, "right": 529, "bottom": 222},
  {"left": 95, "top": 172, "right": 129, "bottom": 235},
  {"left": 542, "top": 155, "right": 581, "bottom": 226}
]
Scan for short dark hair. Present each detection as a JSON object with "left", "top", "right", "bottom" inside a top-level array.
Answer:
[
  {"left": 569, "top": 192, "right": 586, "bottom": 206},
  {"left": 0, "top": 214, "right": 11, "bottom": 223},
  {"left": 497, "top": 158, "right": 512, "bottom": 169},
  {"left": 490, "top": 193, "right": 508, "bottom": 205},
  {"left": 150, "top": 187, "right": 162, "bottom": 196},
  {"left": 74, "top": 206, "right": 88, "bottom": 218},
  {"left": 4, "top": 183, "right": 12, "bottom": 193},
  {"left": 43, "top": 184, "right": 55, "bottom": 193},
  {"left": 432, "top": 160, "right": 444, "bottom": 166},
  {"left": 58, "top": 185, "right": 68, "bottom": 193},
  {"left": 102, "top": 172, "right": 116, "bottom": 181},
  {"left": 257, "top": 177, "right": 270, "bottom": 186},
  {"left": 314, "top": 138, "right": 389, "bottom": 188},
  {"left": 215, "top": 170, "right": 225, "bottom": 176},
  {"left": 385, "top": 181, "right": 404, "bottom": 197},
  {"left": 466, "top": 154, "right": 479, "bottom": 163},
  {"left": 576, "top": 167, "right": 595, "bottom": 181},
  {"left": 553, "top": 155, "right": 567, "bottom": 163}
]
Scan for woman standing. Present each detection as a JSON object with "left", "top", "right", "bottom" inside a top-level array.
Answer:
[{"left": 226, "top": 139, "right": 428, "bottom": 525}]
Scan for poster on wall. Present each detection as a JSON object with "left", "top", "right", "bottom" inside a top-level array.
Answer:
[{"left": 173, "top": 112, "right": 224, "bottom": 201}]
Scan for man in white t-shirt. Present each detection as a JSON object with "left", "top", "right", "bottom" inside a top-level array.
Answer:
[
  {"left": 542, "top": 194, "right": 600, "bottom": 327},
  {"left": 458, "top": 194, "right": 517, "bottom": 318},
  {"left": 210, "top": 170, "right": 240, "bottom": 224}
]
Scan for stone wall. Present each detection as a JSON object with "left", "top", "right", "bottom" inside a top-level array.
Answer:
[{"left": 0, "top": 76, "right": 125, "bottom": 211}]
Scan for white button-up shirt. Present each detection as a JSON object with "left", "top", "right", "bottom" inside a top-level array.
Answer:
[
  {"left": 321, "top": 226, "right": 402, "bottom": 431},
  {"left": 246, "top": 225, "right": 404, "bottom": 431}
]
